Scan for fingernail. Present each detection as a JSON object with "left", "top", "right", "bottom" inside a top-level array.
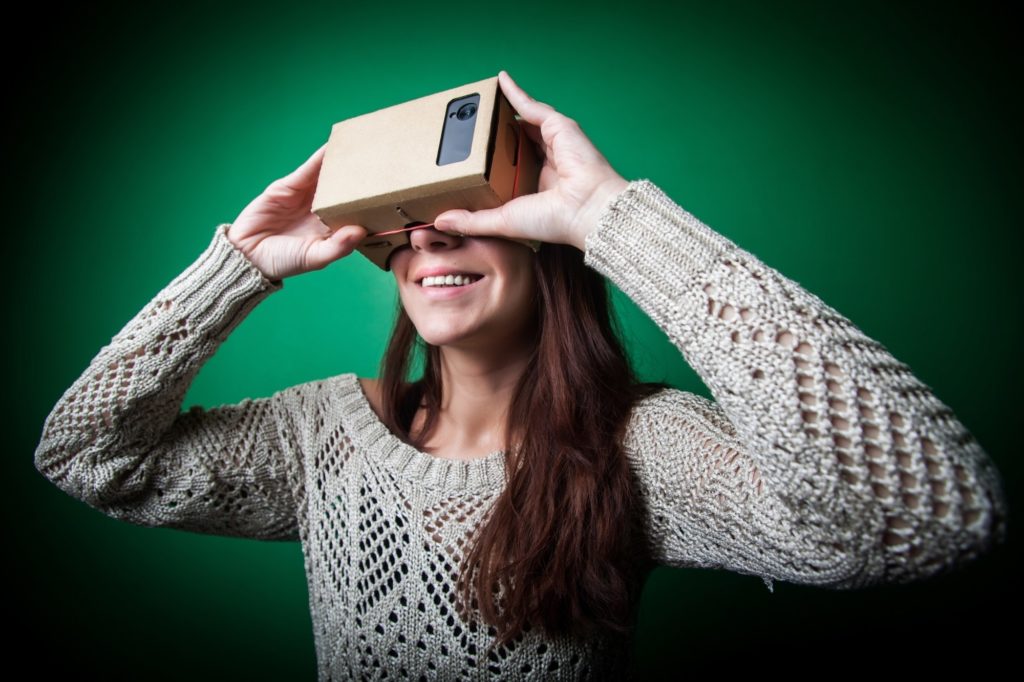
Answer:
[{"left": 434, "top": 212, "right": 465, "bottom": 236}]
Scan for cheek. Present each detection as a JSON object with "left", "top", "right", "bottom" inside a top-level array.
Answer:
[
  {"left": 396, "top": 283, "right": 419, "bottom": 318},
  {"left": 390, "top": 255, "right": 417, "bottom": 304},
  {"left": 499, "top": 262, "right": 537, "bottom": 319},
  {"left": 388, "top": 248, "right": 411, "bottom": 278}
]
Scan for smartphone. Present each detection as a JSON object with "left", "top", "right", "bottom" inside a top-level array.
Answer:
[{"left": 436, "top": 93, "right": 480, "bottom": 165}]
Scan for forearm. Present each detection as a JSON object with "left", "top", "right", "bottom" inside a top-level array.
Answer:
[{"left": 35, "top": 224, "right": 284, "bottom": 506}]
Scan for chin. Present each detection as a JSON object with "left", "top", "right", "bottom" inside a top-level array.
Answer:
[
  {"left": 412, "top": 322, "right": 475, "bottom": 348},
  {"left": 401, "top": 297, "right": 532, "bottom": 352}
]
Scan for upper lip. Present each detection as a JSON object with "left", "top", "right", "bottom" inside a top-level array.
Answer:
[{"left": 412, "top": 266, "right": 484, "bottom": 284}]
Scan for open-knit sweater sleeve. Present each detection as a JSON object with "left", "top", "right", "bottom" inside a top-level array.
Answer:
[
  {"left": 586, "top": 179, "right": 1009, "bottom": 590},
  {"left": 33, "top": 223, "right": 306, "bottom": 541}
]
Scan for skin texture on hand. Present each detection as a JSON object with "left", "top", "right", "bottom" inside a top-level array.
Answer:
[
  {"left": 227, "top": 144, "right": 368, "bottom": 281},
  {"left": 433, "top": 70, "right": 629, "bottom": 252}
]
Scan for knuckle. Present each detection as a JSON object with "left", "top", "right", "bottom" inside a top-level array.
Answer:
[
  {"left": 557, "top": 113, "right": 579, "bottom": 128},
  {"left": 542, "top": 113, "right": 578, "bottom": 137},
  {"left": 265, "top": 178, "right": 287, "bottom": 195}
]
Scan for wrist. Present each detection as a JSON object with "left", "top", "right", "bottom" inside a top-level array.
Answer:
[
  {"left": 226, "top": 224, "right": 249, "bottom": 253},
  {"left": 571, "top": 175, "right": 629, "bottom": 252},
  {"left": 221, "top": 224, "right": 280, "bottom": 284}
]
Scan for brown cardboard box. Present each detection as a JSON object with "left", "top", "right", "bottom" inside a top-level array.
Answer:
[{"left": 312, "top": 74, "right": 541, "bottom": 270}]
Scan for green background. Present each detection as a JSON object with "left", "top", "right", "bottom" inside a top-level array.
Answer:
[{"left": 12, "top": 0, "right": 1018, "bottom": 677}]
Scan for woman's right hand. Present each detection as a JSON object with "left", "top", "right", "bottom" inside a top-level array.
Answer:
[{"left": 227, "top": 144, "right": 368, "bottom": 281}]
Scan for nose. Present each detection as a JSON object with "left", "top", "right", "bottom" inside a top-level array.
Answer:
[{"left": 409, "top": 226, "right": 463, "bottom": 253}]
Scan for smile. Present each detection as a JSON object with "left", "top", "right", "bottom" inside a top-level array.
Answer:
[
  {"left": 415, "top": 274, "right": 485, "bottom": 298},
  {"left": 419, "top": 274, "right": 482, "bottom": 287}
]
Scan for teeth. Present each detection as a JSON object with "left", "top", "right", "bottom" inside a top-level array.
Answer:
[{"left": 421, "top": 274, "right": 480, "bottom": 288}]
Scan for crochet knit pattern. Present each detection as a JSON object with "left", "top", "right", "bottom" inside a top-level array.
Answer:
[{"left": 34, "top": 179, "right": 1008, "bottom": 680}]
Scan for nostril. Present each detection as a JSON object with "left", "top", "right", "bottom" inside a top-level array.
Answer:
[{"left": 409, "top": 224, "right": 464, "bottom": 253}]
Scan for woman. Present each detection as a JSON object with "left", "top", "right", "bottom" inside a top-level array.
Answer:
[{"left": 34, "top": 70, "right": 1008, "bottom": 680}]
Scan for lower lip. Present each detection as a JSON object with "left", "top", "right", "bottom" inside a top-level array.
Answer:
[{"left": 416, "top": 276, "right": 485, "bottom": 299}]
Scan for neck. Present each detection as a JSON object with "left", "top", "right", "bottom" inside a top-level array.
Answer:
[{"left": 421, "top": 339, "right": 533, "bottom": 457}]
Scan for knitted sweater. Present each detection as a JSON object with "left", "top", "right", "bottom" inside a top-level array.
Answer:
[{"left": 34, "top": 179, "right": 1008, "bottom": 681}]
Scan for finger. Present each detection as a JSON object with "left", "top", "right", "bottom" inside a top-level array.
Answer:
[
  {"left": 434, "top": 206, "right": 507, "bottom": 239},
  {"left": 281, "top": 142, "right": 328, "bottom": 191},
  {"left": 326, "top": 223, "right": 370, "bottom": 243},
  {"left": 498, "top": 70, "right": 559, "bottom": 128},
  {"left": 517, "top": 119, "right": 545, "bottom": 149},
  {"left": 434, "top": 194, "right": 550, "bottom": 241},
  {"left": 306, "top": 224, "right": 367, "bottom": 270}
]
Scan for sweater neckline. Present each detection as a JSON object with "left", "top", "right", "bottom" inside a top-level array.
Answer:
[{"left": 337, "top": 372, "right": 509, "bottom": 493}]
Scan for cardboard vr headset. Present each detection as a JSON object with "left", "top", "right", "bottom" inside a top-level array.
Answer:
[{"left": 312, "top": 74, "right": 542, "bottom": 271}]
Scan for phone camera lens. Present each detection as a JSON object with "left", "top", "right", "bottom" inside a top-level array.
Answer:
[{"left": 456, "top": 103, "right": 477, "bottom": 121}]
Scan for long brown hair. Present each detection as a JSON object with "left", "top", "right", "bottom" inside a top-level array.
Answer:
[{"left": 378, "top": 239, "right": 669, "bottom": 650}]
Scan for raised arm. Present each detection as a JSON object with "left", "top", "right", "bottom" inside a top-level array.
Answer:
[
  {"left": 33, "top": 224, "right": 308, "bottom": 540},
  {"left": 418, "top": 70, "right": 1007, "bottom": 589},
  {"left": 584, "top": 179, "right": 1008, "bottom": 589},
  {"left": 34, "top": 143, "right": 370, "bottom": 541}
]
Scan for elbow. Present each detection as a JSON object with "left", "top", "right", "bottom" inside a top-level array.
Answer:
[
  {"left": 837, "top": 486, "right": 1009, "bottom": 590},
  {"left": 842, "top": 436, "right": 1010, "bottom": 589},
  {"left": 910, "top": 456, "right": 1011, "bottom": 581},
  {"left": 34, "top": 412, "right": 83, "bottom": 490},
  {"left": 34, "top": 430, "right": 137, "bottom": 510},
  {"left": 979, "top": 464, "right": 1009, "bottom": 549},
  {"left": 955, "top": 471, "right": 1010, "bottom": 563},
  {"left": 34, "top": 438, "right": 92, "bottom": 505},
  {"left": 766, "top": 449, "right": 1010, "bottom": 592},
  {"left": 34, "top": 432, "right": 74, "bottom": 493}
]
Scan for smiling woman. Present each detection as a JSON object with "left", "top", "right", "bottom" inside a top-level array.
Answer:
[
  {"left": 381, "top": 230, "right": 542, "bottom": 463},
  {"left": 32, "top": 70, "right": 1008, "bottom": 681},
  {"left": 391, "top": 230, "right": 537, "bottom": 355}
]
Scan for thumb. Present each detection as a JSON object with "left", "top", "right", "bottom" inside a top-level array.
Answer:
[
  {"left": 434, "top": 207, "right": 508, "bottom": 238},
  {"left": 307, "top": 225, "right": 367, "bottom": 270}
]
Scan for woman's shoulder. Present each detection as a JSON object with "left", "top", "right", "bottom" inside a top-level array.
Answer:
[
  {"left": 273, "top": 372, "right": 377, "bottom": 412},
  {"left": 626, "top": 385, "right": 739, "bottom": 443},
  {"left": 308, "top": 372, "right": 382, "bottom": 417}
]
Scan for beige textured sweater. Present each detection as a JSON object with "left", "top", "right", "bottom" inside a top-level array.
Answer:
[{"left": 34, "top": 179, "right": 1008, "bottom": 680}]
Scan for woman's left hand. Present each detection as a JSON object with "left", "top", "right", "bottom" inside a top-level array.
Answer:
[{"left": 433, "top": 71, "right": 629, "bottom": 252}]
